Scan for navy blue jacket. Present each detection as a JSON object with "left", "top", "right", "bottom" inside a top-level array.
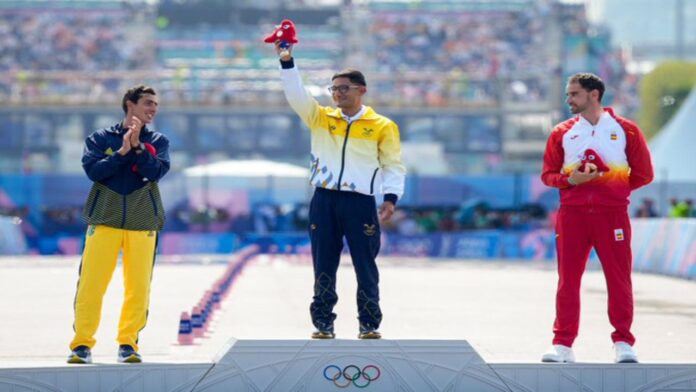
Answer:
[{"left": 81, "top": 123, "right": 170, "bottom": 230}]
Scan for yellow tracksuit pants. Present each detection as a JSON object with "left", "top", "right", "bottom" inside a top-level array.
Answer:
[{"left": 70, "top": 225, "right": 157, "bottom": 352}]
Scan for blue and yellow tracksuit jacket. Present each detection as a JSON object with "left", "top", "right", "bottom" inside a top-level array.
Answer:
[{"left": 81, "top": 123, "right": 170, "bottom": 230}]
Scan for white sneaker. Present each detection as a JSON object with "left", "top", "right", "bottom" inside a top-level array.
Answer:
[
  {"left": 541, "top": 344, "right": 576, "bottom": 363},
  {"left": 614, "top": 342, "right": 638, "bottom": 363}
]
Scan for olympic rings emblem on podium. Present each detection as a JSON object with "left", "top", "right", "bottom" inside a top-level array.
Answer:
[{"left": 323, "top": 364, "right": 381, "bottom": 388}]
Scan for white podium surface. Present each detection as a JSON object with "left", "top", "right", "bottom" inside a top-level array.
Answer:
[
  {"left": 0, "top": 363, "right": 211, "bottom": 392},
  {"left": 2, "top": 340, "right": 695, "bottom": 392},
  {"left": 196, "top": 339, "right": 502, "bottom": 391}
]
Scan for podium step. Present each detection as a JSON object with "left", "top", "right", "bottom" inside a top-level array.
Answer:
[
  {"left": 198, "top": 339, "right": 500, "bottom": 391},
  {"left": 1, "top": 340, "right": 695, "bottom": 392}
]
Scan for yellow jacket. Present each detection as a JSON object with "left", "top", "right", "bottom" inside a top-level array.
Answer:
[{"left": 281, "top": 66, "right": 406, "bottom": 199}]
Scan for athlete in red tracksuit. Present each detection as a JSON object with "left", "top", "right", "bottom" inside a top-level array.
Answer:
[{"left": 540, "top": 73, "right": 653, "bottom": 363}]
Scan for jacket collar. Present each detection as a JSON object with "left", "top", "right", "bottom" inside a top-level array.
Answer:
[
  {"left": 326, "top": 105, "right": 381, "bottom": 121},
  {"left": 603, "top": 107, "right": 617, "bottom": 118}
]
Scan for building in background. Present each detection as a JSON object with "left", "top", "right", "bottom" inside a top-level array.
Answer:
[{"left": 1, "top": 0, "right": 692, "bottom": 253}]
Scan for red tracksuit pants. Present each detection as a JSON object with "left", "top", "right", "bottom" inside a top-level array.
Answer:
[{"left": 552, "top": 205, "right": 635, "bottom": 347}]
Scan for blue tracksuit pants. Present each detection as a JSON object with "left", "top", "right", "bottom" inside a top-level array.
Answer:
[{"left": 308, "top": 188, "right": 382, "bottom": 330}]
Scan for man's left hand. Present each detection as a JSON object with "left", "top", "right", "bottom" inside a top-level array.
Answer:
[
  {"left": 379, "top": 201, "right": 395, "bottom": 222},
  {"left": 127, "top": 116, "right": 143, "bottom": 148}
]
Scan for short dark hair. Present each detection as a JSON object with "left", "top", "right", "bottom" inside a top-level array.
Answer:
[
  {"left": 122, "top": 85, "right": 156, "bottom": 114},
  {"left": 331, "top": 69, "right": 367, "bottom": 86},
  {"left": 568, "top": 73, "right": 605, "bottom": 102}
]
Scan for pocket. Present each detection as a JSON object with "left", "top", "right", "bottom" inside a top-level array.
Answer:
[{"left": 88, "top": 189, "right": 101, "bottom": 217}]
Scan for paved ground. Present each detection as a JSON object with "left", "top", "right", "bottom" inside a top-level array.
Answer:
[{"left": 1, "top": 254, "right": 695, "bottom": 367}]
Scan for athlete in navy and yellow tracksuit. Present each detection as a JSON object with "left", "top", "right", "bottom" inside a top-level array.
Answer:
[
  {"left": 68, "top": 85, "right": 170, "bottom": 364},
  {"left": 276, "top": 43, "right": 406, "bottom": 339}
]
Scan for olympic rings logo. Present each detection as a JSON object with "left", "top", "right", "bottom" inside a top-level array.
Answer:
[{"left": 323, "top": 364, "right": 381, "bottom": 388}]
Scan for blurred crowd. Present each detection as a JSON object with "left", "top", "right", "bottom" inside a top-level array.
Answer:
[
  {"left": 0, "top": 11, "right": 150, "bottom": 72},
  {"left": 35, "top": 202, "right": 551, "bottom": 236},
  {"left": 20, "top": 197, "right": 692, "bottom": 238},
  {"left": 0, "top": 5, "right": 155, "bottom": 104},
  {"left": 0, "top": 1, "right": 640, "bottom": 110},
  {"left": 166, "top": 202, "right": 552, "bottom": 234},
  {"left": 367, "top": 8, "right": 551, "bottom": 106},
  {"left": 667, "top": 198, "right": 694, "bottom": 218},
  {"left": 0, "top": 206, "right": 29, "bottom": 220},
  {"left": 633, "top": 198, "right": 695, "bottom": 218},
  {"left": 381, "top": 202, "right": 549, "bottom": 234}
]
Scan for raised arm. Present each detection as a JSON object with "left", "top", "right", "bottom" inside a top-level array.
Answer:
[{"left": 276, "top": 41, "right": 321, "bottom": 128}]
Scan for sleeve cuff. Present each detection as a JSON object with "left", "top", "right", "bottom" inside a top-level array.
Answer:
[
  {"left": 135, "top": 149, "right": 151, "bottom": 163},
  {"left": 383, "top": 193, "right": 398, "bottom": 205},
  {"left": 280, "top": 58, "right": 295, "bottom": 69}
]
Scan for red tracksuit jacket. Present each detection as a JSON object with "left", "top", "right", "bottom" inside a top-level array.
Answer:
[{"left": 541, "top": 107, "right": 654, "bottom": 204}]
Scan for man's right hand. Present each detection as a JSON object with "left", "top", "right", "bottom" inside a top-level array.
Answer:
[
  {"left": 274, "top": 40, "right": 293, "bottom": 61},
  {"left": 568, "top": 164, "right": 600, "bottom": 185},
  {"left": 117, "top": 130, "right": 133, "bottom": 156}
]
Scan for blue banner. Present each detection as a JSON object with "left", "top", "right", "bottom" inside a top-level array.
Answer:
[{"left": 0, "top": 216, "right": 27, "bottom": 255}]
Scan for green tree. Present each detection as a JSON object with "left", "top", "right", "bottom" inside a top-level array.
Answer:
[{"left": 639, "top": 61, "right": 696, "bottom": 140}]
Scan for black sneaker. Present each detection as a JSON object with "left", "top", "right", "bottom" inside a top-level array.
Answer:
[
  {"left": 67, "top": 345, "right": 92, "bottom": 364},
  {"left": 358, "top": 325, "right": 382, "bottom": 340},
  {"left": 117, "top": 345, "right": 142, "bottom": 363}
]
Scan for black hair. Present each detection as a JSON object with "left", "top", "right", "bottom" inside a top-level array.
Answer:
[
  {"left": 122, "top": 85, "right": 157, "bottom": 114},
  {"left": 331, "top": 69, "right": 367, "bottom": 86},
  {"left": 568, "top": 73, "right": 605, "bottom": 102}
]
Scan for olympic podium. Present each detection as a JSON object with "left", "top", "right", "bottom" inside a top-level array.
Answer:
[
  {"left": 2, "top": 340, "right": 696, "bottom": 392},
  {"left": 200, "top": 339, "right": 501, "bottom": 391}
]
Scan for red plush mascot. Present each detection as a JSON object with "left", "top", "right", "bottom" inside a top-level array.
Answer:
[
  {"left": 263, "top": 19, "right": 298, "bottom": 57},
  {"left": 132, "top": 143, "right": 157, "bottom": 173},
  {"left": 579, "top": 148, "right": 610, "bottom": 174}
]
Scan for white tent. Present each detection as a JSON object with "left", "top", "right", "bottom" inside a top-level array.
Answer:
[
  {"left": 649, "top": 86, "right": 696, "bottom": 182},
  {"left": 183, "top": 159, "right": 309, "bottom": 178},
  {"left": 180, "top": 159, "right": 312, "bottom": 207}
]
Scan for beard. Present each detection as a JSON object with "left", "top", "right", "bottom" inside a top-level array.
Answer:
[{"left": 569, "top": 104, "right": 585, "bottom": 114}]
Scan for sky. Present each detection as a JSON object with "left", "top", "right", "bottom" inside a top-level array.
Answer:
[{"left": 570, "top": 0, "right": 696, "bottom": 50}]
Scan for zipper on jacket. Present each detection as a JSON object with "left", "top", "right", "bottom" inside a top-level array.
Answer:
[
  {"left": 88, "top": 189, "right": 101, "bottom": 217},
  {"left": 149, "top": 189, "right": 158, "bottom": 216},
  {"left": 370, "top": 168, "right": 379, "bottom": 194},
  {"left": 121, "top": 171, "right": 127, "bottom": 228},
  {"left": 121, "top": 195, "right": 127, "bottom": 228},
  {"left": 336, "top": 123, "right": 352, "bottom": 191}
]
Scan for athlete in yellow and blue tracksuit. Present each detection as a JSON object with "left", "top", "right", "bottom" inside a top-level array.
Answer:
[
  {"left": 68, "top": 85, "right": 170, "bottom": 364},
  {"left": 277, "top": 44, "right": 406, "bottom": 339}
]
